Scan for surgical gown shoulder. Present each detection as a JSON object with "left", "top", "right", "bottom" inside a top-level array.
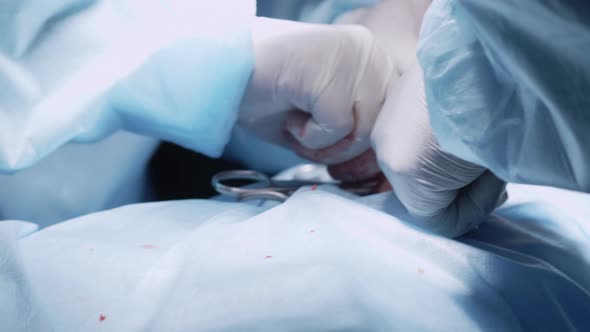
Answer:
[{"left": 418, "top": 0, "right": 590, "bottom": 191}]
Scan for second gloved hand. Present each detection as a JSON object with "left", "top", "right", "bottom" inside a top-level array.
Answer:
[
  {"left": 319, "top": 0, "right": 431, "bottom": 182},
  {"left": 371, "top": 62, "right": 507, "bottom": 238},
  {"left": 238, "top": 17, "right": 393, "bottom": 166}
]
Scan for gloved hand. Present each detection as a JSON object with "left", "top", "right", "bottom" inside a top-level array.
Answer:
[
  {"left": 238, "top": 17, "right": 393, "bottom": 167},
  {"left": 371, "top": 61, "right": 507, "bottom": 237},
  {"left": 320, "top": 0, "right": 432, "bottom": 182}
]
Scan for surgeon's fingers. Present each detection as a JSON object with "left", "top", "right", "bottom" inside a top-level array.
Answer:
[
  {"left": 285, "top": 106, "right": 354, "bottom": 151},
  {"left": 285, "top": 91, "right": 383, "bottom": 165},
  {"left": 286, "top": 50, "right": 392, "bottom": 166},
  {"left": 411, "top": 172, "right": 507, "bottom": 238},
  {"left": 287, "top": 112, "right": 370, "bottom": 165},
  {"left": 283, "top": 25, "right": 367, "bottom": 150},
  {"left": 285, "top": 24, "right": 392, "bottom": 154}
]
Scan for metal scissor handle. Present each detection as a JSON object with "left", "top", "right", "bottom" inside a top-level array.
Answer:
[
  {"left": 212, "top": 170, "right": 292, "bottom": 202},
  {"left": 212, "top": 167, "right": 381, "bottom": 202}
]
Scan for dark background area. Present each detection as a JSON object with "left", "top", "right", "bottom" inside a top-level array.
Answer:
[{"left": 149, "top": 142, "right": 245, "bottom": 201}]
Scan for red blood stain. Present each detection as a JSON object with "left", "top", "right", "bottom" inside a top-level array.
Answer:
[
  {"left": 311, "top": 185, "right": 318, "bottom": 191},
  {"left": 265, "top": 255, "right": 272, "bottom": 259},
  {"left": 99, "top": 314, "right": 106, "bottom": 323},
  {"left": 141, "top": 244, "right": 156, "bottom": 249}
]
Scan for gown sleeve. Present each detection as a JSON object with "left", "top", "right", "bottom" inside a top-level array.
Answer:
[
  {"left": 418, "top": 0, "right": 590, "bottom": 191},
  {"left": 0, "top": 0, "right": 255, "bottom": 171}
]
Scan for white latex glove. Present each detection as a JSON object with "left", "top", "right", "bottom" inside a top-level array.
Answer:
[
  {"left": 238, "top": 17, "right": 393, "bottom": 166},
  {"left": 371, "top": 62, "right": 507, "bottom": 238},
  {"left": 323, "top": 0, "right": 431, "bottom": 182},
  {"left": 335, "top": 0, "right": 431, "bottom": 76}
]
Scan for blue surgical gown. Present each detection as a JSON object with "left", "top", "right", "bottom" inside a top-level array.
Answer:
[
  {"left": 419, "top": 0, "right": 590, "bottom": 191},
  {"left": 0, "top": 0, "right": 254, "bottom": 225}
]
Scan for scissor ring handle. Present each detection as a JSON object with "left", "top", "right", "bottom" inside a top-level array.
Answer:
[{"left": 212, "top": 170, "right": 289, "bottom": 201}]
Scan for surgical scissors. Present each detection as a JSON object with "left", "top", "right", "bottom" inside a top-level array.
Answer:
[{"left": 212, "top": 169, "right": 377, "bottom": 202}]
